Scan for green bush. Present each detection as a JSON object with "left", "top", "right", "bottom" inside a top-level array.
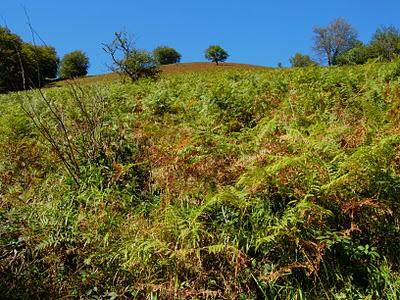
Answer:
[
  {"left": 290, "top": 53, "right": 318, "bottom": 67},
  {"left": 335, "top": 42, "right": 372, "bottom": 65}
]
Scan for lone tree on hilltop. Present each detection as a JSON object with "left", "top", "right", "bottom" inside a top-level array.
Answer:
[
  {"left": 153, "top": 46, "right": 181, "bottom": 65},
  {"left": 59, "top": 50, "right": 89, "bottom": 79},
  {"left": 289, "top": 53, "right": 318, "bottom": 67},
  {"left": 205, "top": 45, "right": 229, "bottom": 65},
  {"left": 313, "top": 18, "right": 358, "bottom": 66},
  {"left": 103, "top": 31, "right": 158, "bottom": 81}
]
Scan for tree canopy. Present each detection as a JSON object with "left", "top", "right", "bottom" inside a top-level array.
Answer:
[
  {"left": 311, "top": 21, "right": 400, "bottom": 66},
  {"left": 0, "top": 27, "right": 59, "bottom": 93},
  {"left": 204, "top": 45, "right": 229, "bottom": 65},
  {"left": 0, "top": 27, "right": 25, "bottom": 93},
  {"left": 59, "top": 50, "right": 89, "bottom": 79},
  {"left": 369, "top": 26, "right": 400, "bottom": 61},
  {"left": 153, "top": 46, "right": 181, "bottom": 65},
  {"left": 313, "top": 18, "right": 358, "bottom": 66}
]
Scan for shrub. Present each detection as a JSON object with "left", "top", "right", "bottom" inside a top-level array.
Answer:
[
  {"left": 289, "top": 53, "right": 318, "bottom": 67},
  {"left": 335, "top": 43, "right": 371, "bottom": 65}
]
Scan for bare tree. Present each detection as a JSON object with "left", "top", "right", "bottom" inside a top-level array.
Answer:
[
  {"left": 102, "top": 32, "right": 158, "bottom": 81},
  {"left": 313, "top": 18, "right": 358, "bottom": 66}
]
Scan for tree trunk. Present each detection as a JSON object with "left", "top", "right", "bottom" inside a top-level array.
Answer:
[{"left": 327, "top": 52, "right": 332, "bottom": 66}]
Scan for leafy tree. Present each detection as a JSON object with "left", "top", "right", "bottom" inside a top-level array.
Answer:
[
  {"left": 0, "top": 27, "right": 25, "bottom": 92},
  {"left": 335, "top": 42, "right": 371, "bottom": 65},
  {"left": 32, "top": 45, "right": 59, "bottom": 80},
  {"left": 0, "top": 27, "right": 59, "bottom": 93},
  {"left": 289, "top": 53, "right": 318, "bottom": 67},
  {"left": 369, "top": 26, "right": 400, "bottom": 61},
  {"left": 204, "top": 45, "right": 229, "bottom": 65},
  {"left": 153, "top": 46, "right": 181, "bottom": 65},
  {"left": 313, "top": 18, "right": 358, "bottom": 66},
  {"left": 103, "top": 32, "right": 158, "bottom": 81},
  {"left": 59, "top": 50, "right": 89, "bottom": 79},
  {"left": 22, "top": 44, "right": 59, "bottom": 85}
]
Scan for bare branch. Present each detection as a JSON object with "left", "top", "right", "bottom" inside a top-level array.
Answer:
[{"left": 103, "top": 31, "right": 159, "bottom": 81}]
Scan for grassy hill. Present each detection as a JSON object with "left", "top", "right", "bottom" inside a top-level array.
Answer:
[
  {"left": 1, "top": 61, "right": 400, "bottom": 299},
  {"left": 48, "top": 62, "right": 268, "bottom": 87}
]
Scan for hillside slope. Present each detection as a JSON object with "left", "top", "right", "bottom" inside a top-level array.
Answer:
[
  {"left": 1, "top": 62, "right": 400, "bottom": 299},
  {"left": 48, "top": 62, "right": 268, "bottom": 87}
]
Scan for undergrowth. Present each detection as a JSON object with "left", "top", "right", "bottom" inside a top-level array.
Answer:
[{"left": 1, "top": 61, "right": 400, "bottom": 299}]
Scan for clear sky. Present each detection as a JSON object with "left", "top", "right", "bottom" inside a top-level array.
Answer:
[{"left": 2, "top": 0, "right": 400, "bottom": 75}]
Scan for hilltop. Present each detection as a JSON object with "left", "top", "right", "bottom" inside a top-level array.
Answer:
[{"left": 47, "top": 62, "right": 268, "bottom": 87}]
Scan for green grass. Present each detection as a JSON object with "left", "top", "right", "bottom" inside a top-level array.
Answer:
[{"left": 1, "top": 60, "right": 400, "bottom": 299}]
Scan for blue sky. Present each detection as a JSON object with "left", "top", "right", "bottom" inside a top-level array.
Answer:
[{"left": 2, "top": 0, "right": 400, "bottom": 75}]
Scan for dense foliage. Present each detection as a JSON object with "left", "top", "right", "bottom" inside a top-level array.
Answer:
[
  {"left": 1, "top": 61, "right": 400, "bottom": 299},
  {"left": 369, "top": 26, "right": 400, "bottom": 61},
  {"left": 335, "top": 42, "right": 372, "bottom": 66},
  {"left": 153, "top": 46, "right": 181, "bottom": 65},
  {"left": 0, "top": 27, "right": 58, "bottom": 93},
  {"left": 310, "top": 20, "right": 400, "bottom": 67},
  {"left": 59, "top": 50, "right": 89, "bottom": 79}
]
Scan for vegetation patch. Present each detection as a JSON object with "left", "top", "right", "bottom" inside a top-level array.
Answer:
[{"left": 1, "top": 62, "right": 400, "bottom": 299}]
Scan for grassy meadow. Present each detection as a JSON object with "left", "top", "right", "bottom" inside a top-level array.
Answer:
[{"left": 1, "top": 61, "right": 400, "bottom": 299}]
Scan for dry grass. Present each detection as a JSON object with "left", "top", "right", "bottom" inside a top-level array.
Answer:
[
  {"left": 46, "top": 62, "right": 268, "bottom": 87},
  {"left": 159, "top": 62, "right": 268, "bottom": 74}
]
